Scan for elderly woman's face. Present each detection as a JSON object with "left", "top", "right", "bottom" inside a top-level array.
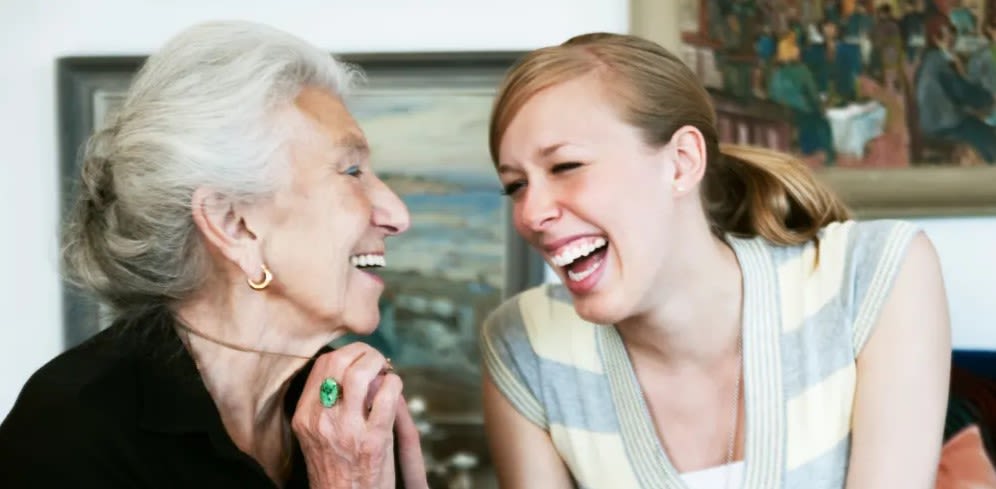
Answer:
[{"left": 252, "top": 87, "right": 410, "bottom": 334}]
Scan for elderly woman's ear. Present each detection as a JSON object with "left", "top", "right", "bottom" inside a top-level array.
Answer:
[{"left": 190, "top": 186, "right": 266, "bottom": 285}]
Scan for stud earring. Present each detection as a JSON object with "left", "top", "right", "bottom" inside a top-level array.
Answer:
[
  {"left": 247, "top": 264, "right": 273, "bottom": 290},
  {"left": 674, "top": 184, "right": 685, "bottom": 193}
]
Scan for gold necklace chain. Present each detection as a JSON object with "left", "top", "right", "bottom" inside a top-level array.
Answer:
[{"left": 174, "top": 321, "right": 313, "bottom": 361}]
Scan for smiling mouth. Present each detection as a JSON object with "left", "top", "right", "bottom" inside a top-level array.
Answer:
[
  {"left": 350, "top": 253, "right": 385, "bottom": 272},
  {"left": 550, "top": 237, "right": 609, "bottom": 282}
]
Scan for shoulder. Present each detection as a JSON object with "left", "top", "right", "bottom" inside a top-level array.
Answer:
[
  {"left": 830, "top": 219, "right": 922, "bottom": 306},
  {"left": 0, "top": 324, "right": 141, "bottom": 464},
  {"left": 479, "top": 283, "right": 605, "bottom": 429},
  {"left": 824, "top": 219, "right": 927, "bottom": 352},
  {"left": 9, "top": 324, "right": 137, "bottom": 411},
  {"left": 753, "top": 219, "right": 923, "bottom": 352},
  {"left": 0, "top": 319, "right": 177, "bottom": 486},
  {"left": 481, "top": 283, "right": 601, "bottom": 361},
  {"left": 764, "top": 219, "right": 919, "bottom": 280},
  {"left": 831, "top": 218, "right": 919, "bottom": 262}
]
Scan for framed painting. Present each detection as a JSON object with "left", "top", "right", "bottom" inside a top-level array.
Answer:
[
  {"left": 632, "top": 0, "right": 996, "bottom": 217},
  {"left": 56, "top": 54, "right": 545, "bottom": 432}
]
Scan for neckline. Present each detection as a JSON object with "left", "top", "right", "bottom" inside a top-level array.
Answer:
[
  {"left": 597, "top": 234, "right": 785, "bottom": 488},
  {"left": 680, "top": 460, "right": 745, "bottom": 478}
]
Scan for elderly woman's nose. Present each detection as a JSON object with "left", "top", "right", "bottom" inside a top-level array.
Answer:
[{"left": 372, "top": 184, "right": 411, "bottom": 235}]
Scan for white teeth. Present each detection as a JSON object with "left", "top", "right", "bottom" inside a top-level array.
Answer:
[
  {"left": 567, "top": 258, "right": 603, "bottom": 282},
  {"left": 551, "top": 237, "right": 607, "bottom": 267},
  {"left": 350, "top": 254, "right": 386, "bottom": 268}
]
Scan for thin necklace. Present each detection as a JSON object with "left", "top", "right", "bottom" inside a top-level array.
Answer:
[
  {"left": 174, "top": 321, "right": 313, "bottom": 361},
  {"left": 724, "top": 332, "right": 744, "bottom": 489}
]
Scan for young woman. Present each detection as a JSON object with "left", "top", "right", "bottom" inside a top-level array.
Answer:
[{"left": 480, "top": 32, "right": 950, "bottom": 489}]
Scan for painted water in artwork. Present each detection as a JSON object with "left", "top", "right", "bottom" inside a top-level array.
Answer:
[
  {"left": 678, "top": 0, "right": 996, "bottom": 168},
  {"left": 335, "top": 88, "right": 505, "bottom": 397}
]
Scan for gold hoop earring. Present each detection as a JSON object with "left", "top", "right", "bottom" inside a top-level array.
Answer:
[{"left": 247, "top": 264, "right": 273, "bottom": 290}]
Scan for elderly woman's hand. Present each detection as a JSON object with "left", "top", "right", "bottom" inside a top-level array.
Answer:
[{"left": 292, "top": 343, "right": 426, "bottom": 488}]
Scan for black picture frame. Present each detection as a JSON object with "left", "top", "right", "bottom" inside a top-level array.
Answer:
[{"left": 56, "top": 52, "right": 547, "bottom": 355}]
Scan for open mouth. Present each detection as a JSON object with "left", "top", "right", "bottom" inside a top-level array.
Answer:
[
  {"left": 550, "top": 237, "right": 608, "bottom": 282},
  {"left": 350, "top": 253, "right": 386, "bottom": 273}
]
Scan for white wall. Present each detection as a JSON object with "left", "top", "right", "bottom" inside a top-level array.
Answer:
[
  {"left": 912, "top": 217, "right": 996, "bottom": 350},
  {"left": 0, "top": 0, "right": 628, "bottom": 419}
]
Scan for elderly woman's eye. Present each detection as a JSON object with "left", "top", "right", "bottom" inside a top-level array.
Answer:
[{"left": 344, "top": 165, "right": 363, "bottom": 178}]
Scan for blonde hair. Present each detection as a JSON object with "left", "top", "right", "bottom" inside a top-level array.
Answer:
[{"left": 489, "top": 32, "right": 850, "bottom": 246}]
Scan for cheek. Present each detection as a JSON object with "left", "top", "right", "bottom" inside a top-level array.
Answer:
[{"left": 511, "top": 203, "right": 529, "bottom": 236}]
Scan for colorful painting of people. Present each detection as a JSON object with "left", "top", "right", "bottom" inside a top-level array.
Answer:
[{"left": 692, "top": 0, "right": 996, "bottom": 166}]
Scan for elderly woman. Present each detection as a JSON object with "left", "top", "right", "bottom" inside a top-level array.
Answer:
[{"left": 0, "top": 21, "right": 428, "bottom": 489}]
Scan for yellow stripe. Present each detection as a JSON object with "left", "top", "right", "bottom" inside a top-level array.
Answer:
[
  {"left": 778, "top": 221, "right": 852, "bottom": 333},
  {"left": 549, "top": 424, "right": 641, "bottom": 488},
  {"left": 519, "top": 286, "right": 603, "bottom": 373},
  {"left": 785, "top": 365, "right": 856, "bottom": 469}
]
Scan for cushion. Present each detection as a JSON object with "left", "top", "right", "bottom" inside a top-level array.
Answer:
[{"left": 936, "top": 424, "right": 996, "bottom": 489}]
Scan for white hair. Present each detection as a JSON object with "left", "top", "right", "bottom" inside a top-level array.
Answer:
[{"left": 62, "top": 20, "right": 362, "bottom": 314}]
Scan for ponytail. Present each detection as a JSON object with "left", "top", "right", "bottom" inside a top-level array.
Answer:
[{"left": 703, "top": 143, "right": 852, "bottom": 246}]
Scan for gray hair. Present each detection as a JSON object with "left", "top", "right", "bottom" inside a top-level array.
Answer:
[{"left": 62, "top": 20, "right": 361, "bottom": 315}]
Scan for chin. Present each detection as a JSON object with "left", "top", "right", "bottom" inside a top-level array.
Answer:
[
  {"left": 342, "top": 308, "right": 381, "bottom": 336},
  {"left": 571, "top": 291, "right": 631, "bottom": 326}
]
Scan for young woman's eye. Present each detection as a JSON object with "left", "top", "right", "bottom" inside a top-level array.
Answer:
[
  {"left": 552, "top": 162, "right": 582, "bottom": 173},
  {"left": 344, "top": 165, "right": 363, "bottom": 178},
  {"left": 500, "top": 181, "right": 525, "bottom": 197}
]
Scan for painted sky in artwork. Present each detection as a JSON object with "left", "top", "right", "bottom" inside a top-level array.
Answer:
[{"left": 345, "top": 89, "right": 498, "bottom": 185}]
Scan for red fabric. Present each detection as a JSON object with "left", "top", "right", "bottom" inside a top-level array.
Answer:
[{"left": 936, "top": 425, "right": 996, "bottom": 489}]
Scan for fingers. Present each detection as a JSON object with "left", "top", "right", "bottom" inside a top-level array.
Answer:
[
  {"left": 395, "top": 396, "right": 430, "bottom": 489},
  {"left": 367, "top": 373, "right": 403, "bottom": 431},
  {"left": 290, "top": 343, "right": 408, "bottom": 489},
  {"left": 294, "top": 342, "right": 372, "bottom": 415},
  {"left": 341, "top": 350, "right": 390, "bottom": 413}
]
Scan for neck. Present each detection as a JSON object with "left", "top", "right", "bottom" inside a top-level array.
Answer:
[
  {"left": 616, "top": 218, "right": 744, "bottom": 370},
  {"left": 174, "top": 283, "right": 345, "bottom": 482}
]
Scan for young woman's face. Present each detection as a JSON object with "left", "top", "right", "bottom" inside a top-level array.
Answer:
[{"left": 496, "top": 75, "right": 681, "bottom": 325}]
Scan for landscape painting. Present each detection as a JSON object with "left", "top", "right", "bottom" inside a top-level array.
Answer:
[
  {"left": 323, "top": 54, "right": 547, "bottom": 423},
  {"left": 336, "top": 88, "right": 506, "bottom": 390}
]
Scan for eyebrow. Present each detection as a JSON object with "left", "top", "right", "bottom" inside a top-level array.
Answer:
[
  {"left": 497, "top": 141, "right": 569, "bottom": 174},
  {"left": 334, "top": 132, "right": 370, "bottom": 156},
  {"left": 539, "top": 142, "right": 569, "bottom": 157}
]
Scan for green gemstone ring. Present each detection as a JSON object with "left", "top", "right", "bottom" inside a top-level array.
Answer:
[{"left": 319, "top": 377, "right": 341, "bottom": 408}]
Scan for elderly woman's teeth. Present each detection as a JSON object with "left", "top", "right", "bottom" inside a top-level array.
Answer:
[{"left": 350, "top": 254, "right": 386, "bottom": 268}]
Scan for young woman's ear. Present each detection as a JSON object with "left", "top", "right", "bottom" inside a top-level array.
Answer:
[{"left": 668, "top": 125, "right": 708, "bottom": 195}]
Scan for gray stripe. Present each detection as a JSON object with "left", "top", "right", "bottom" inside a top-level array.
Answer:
[
  {"left": 537, "top": 359, "right": 619, "bottom": 432},
  {"left": 479, "top": 297, "right": 548, "bottom": 427},
  {"left": 601, "top": 326, "right": 679, "bottom": 488},
  {"left": 481, "top": 338, "right": 547, "bottom": 427},
  {"left": 734, "top": 236, "right": 786, "bottom": 488},
  {"left": 780, "top": 299, "right": 854, "bottom": 399},
  {"left": 851, "top": 222, "right": 917, "bottom": 354}
]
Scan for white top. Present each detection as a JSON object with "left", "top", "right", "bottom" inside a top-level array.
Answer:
[{"left": 680, "top": 461, "right": 745, "bottom": 489}]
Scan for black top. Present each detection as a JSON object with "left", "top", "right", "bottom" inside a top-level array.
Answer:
[{"left": 0, "top": 306, "right": 404, "bottom": 488}]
